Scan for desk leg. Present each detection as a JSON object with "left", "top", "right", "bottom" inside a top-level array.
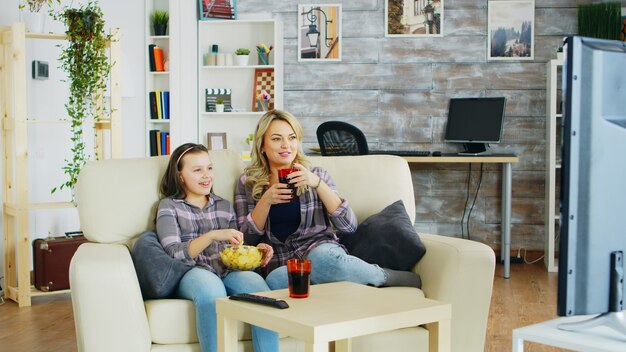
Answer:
[
  {"left": 502, "top": 162, "right": 512, "bottom": 279},
  {"left": 217, "top": 314, "right": 238, "bottom": 352},
  {"left": 426, "top": 319, "right": 451, "bottom": 352},
  {"left": 512, "top": 333, "right": 524, "bottom": 352}
]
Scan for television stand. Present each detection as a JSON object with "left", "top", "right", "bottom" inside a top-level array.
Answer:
[
  {"left": 513, "top": 315, "right": 626, "bottom": 351},
  {"left": 559, "top": 251, "right": 626, "bottom": 337},
  {"left": 459, "top": 142, "right": 487, "bottom": 155}
]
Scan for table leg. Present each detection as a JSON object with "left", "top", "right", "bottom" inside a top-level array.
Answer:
[
  {"left": 335, "top": 338, "right": 352, "bottom": 352},
  {"left": 502, "top": 162, "right": 512, "bottom": 279},
  {"left": 426, "top": 319, "right": 451, "bottom": 352},
  {"left": 217, "top": 313, "right": 238, "bottom": 352}
]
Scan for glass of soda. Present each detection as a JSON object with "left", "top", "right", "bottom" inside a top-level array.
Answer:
[{"left": 287, "top": 258, "right": 311, "bottom": 298}]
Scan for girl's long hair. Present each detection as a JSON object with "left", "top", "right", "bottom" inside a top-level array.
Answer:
[
  {"left": 160, "top": 143, "right": 209, "bottom": 199},
  {"left": 245, "top": 110, "right": 310, "bottom": 200}
]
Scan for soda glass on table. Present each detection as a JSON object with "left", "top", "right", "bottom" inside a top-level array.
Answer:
[{"left": 287, "top": 258, "right": 311, "bottom": 298}]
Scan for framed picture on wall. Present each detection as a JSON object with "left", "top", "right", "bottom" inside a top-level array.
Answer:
[
  {"left": 297, "top": 4, "right": 342, "bottom": 61},
  {"left": 199, "top": 0, "right": 237, "bottom": 20},
  {"left": 207, "top": 133, "right": 227, "bottom": 150},
  {"left": 385, "top": 0, "right": 443, "bottom": 37},
  {"left": 487, "top": 0, "right": 535, "bottom": 61}
]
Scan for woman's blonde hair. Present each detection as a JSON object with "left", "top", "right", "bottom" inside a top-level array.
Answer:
[{"left": 245, "top": 109, "right": 310, "bottom": 200}]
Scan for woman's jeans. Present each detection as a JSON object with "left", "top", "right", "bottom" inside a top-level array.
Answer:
[
  {"left": 265, "top": 242, "right": 386, "bottom": 289},
  {"left": 177, "top": 268, "right": 279, "bottom": 352}
]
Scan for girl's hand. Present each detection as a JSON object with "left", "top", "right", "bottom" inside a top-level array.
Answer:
[
  {"left": 263, "top": 182, "right": 293, "bottom": 205},
  {"left": 257, "top": 243, "right": 274, "bottom": 267},
  {"left": 290, "top": 163, "right": 321, "bottom": 189},
  {"left": 209, "top": 229, "right": 243, "bottom": 245}
]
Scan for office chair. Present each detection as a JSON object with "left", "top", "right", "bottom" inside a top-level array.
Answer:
[{"left": 316, "top": 121, "right": 369, "bottom": 156}]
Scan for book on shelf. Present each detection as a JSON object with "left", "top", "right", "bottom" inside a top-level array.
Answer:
[
  {"left": 149, "top": 91, "right": 170, "bottom": 120},
  {"left": 148, "top": 44, "right": 156, "bottom": 72},
  {"left": 149, "top": 91, "right": 158, "bottom": 119},
  {"left": 149, "top": 130, "right": 171, "bottom": 156},
  {"left": 205, "top": 88, "right": 232, "bottom": 112},
  {"left": 149, "top": 130, "right": 159, "bottom": 156},
  {"left": 160, "top": 131, "right": 170, "bottom": 155},
  {"left": 154, "top": 46, "right": 165, "bottom": 72}
]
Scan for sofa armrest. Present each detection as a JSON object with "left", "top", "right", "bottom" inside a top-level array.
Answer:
[
  {"left": 70, "top": 243, "right": 152, "bottom": 352},
  {"left": 414, "top": 233, "right": 495, "bottom": 352}
]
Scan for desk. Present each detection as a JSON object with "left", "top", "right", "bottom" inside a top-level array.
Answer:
[
  {"left": 400, "top": 154, "right": 519, "bottom": 279},
  {"left": 512, "top": 315, "right": 626, "bottom": 351},
  {"left": 217, "top": 281, "right": 451, "bottom": 352}
]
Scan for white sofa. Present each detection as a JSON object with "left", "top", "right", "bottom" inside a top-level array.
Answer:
[{"left": 70, "top": 150, "right": 495, "bottom": 352}]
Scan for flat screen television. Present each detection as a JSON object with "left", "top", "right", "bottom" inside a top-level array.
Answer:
[
  {"left": 557, "top": 36, "right": 626, "bottom": 333},
  {"left": 444, "top": 97, "right": 506, "bottom": 154}
]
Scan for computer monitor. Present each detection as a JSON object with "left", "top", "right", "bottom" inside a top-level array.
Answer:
[
  {"left": 444, "top": 97, "right": 506, "bottom": 154},
  {"left": 557, "top": 36, "right": 626, "bottom": 334}
]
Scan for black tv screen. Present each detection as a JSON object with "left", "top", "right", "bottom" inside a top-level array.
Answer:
[
  {"left": 444, "top": 97, "right": 506, "bottom": 154},
  {"left": 558, "top": 36, "right": 626, "bottom": 317}
]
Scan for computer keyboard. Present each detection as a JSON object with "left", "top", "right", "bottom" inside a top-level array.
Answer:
[{"left": 370, "top": 150, "right": 431, "bottom": 157}]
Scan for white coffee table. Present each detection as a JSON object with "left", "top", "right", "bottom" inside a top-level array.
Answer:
[{"left": 217, "top": 281, "right": 451, "bottom": 352}]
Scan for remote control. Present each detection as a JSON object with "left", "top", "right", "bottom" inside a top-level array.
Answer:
[{"left": 229, "top": 293, "right": 289, "bottom": 309}]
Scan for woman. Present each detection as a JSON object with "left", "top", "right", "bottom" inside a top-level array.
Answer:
[
  {"left": 234, "top": 110, "right": 420, "bottom": 289},
  {"left": 156, "top": 143, "right": 278, "bottom": 352}
]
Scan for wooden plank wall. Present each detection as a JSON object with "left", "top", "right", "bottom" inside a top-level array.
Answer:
[{"left": 238, "top": 0, "right": 605, "bottom": 252}]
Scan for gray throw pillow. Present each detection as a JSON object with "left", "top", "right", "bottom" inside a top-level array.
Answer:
[
  {"left": 339, "top": 200, "right": 426, "bottom": 271},
  {"left": 131, "top": 231, "right": 193, "bottom": 299}
]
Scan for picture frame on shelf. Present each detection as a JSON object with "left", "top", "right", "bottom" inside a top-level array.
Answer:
[
  {"left": 207, "top": 133, "right": 227, "bottom": 150},
  {"left": 385, "top": 0, "right": 443, "bottom": 37},
  {"left": 487, "top": 0, "right": 535, "bottom": 61},
  {"left": 251, "top": 68, "right": 275, "bottom": 112},
  {"left": 199, "top": 0, "right": 237, "bottom": 20},
  {"left": 298, "top": 4, "right": 342, "bottom": 61}
]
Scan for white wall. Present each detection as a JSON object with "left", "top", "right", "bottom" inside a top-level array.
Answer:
[{"left": 0, "top": 0, "right": 146, "bottom": 289}]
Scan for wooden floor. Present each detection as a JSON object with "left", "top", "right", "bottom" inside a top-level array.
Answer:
[{"left": 0, "top": 262, "right": 566, "bottom": 351}]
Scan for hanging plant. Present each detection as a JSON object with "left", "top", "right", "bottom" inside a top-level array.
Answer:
[{"left": 51, "top": 1, "right": 111, "bottom": 194}]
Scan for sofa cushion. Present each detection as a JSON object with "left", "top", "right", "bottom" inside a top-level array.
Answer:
[
  {"left": 339, "top": 200, "right": 426, "bottom": 271},
  {"left": 131, "top": 231, "right": 193, "bottom": 299}
]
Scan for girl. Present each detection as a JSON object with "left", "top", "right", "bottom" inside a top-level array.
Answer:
[
  {"left": 234, "top": 110, "right": 421, "bottom": 289},
  {"left": 156, "top": 143, "right": 278, "bottom": 352}
]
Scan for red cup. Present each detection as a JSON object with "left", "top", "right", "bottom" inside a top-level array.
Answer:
[
  {"left": 287, "top": 258, "right": 311, "bottom": 298},
  {"left": 278, "top": 168, "right": 297, "bottom": 193}
]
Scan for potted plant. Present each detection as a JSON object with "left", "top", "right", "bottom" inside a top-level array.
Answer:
[
  {"left": 215, "top": 99, "right": 225, "bottom": 113},
  {"left": 234, "top": 48, "right": 250, "bottom": 66},
  {"left": 151, "top": 10, "right": 169, "bottom": 36},
  {"left": 19, "top": 0, "right": 61, "bottom": 32},
  {"left": 51, "top": 1, "right": 111, "bottom": 195}
]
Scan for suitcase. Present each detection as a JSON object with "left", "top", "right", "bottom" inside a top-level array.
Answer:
[{"left": 33, "top": 231, "right": 88, "bottom": 292}]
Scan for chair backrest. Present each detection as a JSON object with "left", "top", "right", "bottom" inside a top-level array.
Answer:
[{"left": 316, "top": 121, "right": 369, "bottom": 156}]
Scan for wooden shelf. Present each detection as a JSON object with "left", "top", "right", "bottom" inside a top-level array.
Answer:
[{"left": 1, "top": 22, "right": 122, "bottom": 307}]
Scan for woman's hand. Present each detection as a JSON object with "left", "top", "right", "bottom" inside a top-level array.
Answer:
[
  {"left": 262, "top": 182, "right": 293, "bottom": 205},
  {"left": 257, "top": 243, "right": 274, "bottom": 267},
  {"left": 290, "top": 163, "right": 321, "bottom": 189},
  {"left": 209, "top": 229, "right": 244, "bottom": 245}
]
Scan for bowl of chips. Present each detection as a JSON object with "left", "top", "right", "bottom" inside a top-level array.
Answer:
[{"left": 219, "top": 245, "right": 263, "bottom": 270}]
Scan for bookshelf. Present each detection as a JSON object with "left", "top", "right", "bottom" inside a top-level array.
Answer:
[
  {"left": 197, "top": 19, "right": 283, "bottom": 153},
  {"left": 0, "top": 23, "right": 122, "bottom": 307},
  {"left": 544, "top": 58, "right": 564, "bottom": 273},
  {"left": 145, "top": 0, "right": 172, "bottom": 156}
]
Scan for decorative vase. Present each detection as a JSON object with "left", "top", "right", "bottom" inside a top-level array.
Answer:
[
  {"left": 153, "top": 24, "right": 167, "bottom": 36},
  {"left": 235, "top": 54, "right": 249, "bottom": 66},
  {"left": 216, "top": 104, "right": 225, "bottom": 113},
  {"left": 22, "top": 11, "right": 45, "bottom": 33}
]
